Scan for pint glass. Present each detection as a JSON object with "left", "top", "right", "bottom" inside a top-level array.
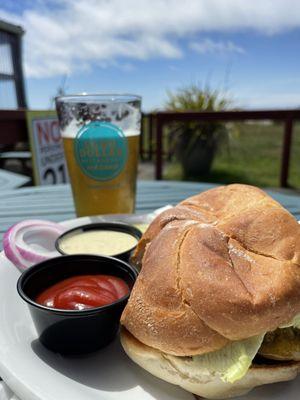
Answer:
[{"left": 55, "top": 94, "right": 141, "bottom": 217}]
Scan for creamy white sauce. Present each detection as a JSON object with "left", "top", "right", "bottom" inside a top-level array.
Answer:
[{"left": 60, "top": 230, "right": 138, "bottom": 256}]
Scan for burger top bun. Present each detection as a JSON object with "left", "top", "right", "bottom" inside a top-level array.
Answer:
[{"left": 121, "top": 184, "right": 300, "bottom": 356}]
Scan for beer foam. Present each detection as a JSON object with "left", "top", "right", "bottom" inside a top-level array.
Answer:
[
  {"left": 61, "top": 103, "right": 140, "bottom": 138},
  {"left": 61, "top": 122, "right": 139, "bottom": 138}
]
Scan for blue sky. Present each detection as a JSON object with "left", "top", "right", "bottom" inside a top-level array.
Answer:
[{"left": 1, "top": 0, "right": 300, "bottom": 110}]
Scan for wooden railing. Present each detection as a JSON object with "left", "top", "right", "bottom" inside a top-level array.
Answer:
[
  {"left": 2, "top": 109, "right": 300, "bottom": 188},
  {"left": 142, "top": 110, "right": 300, "bottom": 187}
]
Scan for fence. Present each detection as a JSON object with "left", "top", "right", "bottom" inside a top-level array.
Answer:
[
  {"left": 1, "top": 109, "right": 300, "bottom": 187},
  {"left": 140, "top": 110, "right": 300, "bottom": 188}
]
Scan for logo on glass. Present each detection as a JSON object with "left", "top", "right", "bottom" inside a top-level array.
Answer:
[{"left": 75, "top": 121, "right": 128, "bottom": 181}]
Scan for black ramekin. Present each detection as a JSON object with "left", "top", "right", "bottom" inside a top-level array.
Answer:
[
  {"left": 55, "top": 222, "right": 142, "bottom": 262},
  {"left": 17, "top": 254, "right": 138, "bottom": 355}
]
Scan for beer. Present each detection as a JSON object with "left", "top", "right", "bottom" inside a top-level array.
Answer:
[
  {"left": 56, "top": 94, "right": 141, "bottom": 217},
  {"left": 62, "top": 134, "right": 139, "bottom": 216}
]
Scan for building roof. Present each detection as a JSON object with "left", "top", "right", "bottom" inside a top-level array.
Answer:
[{"left": 0, "top": 19, "right": 24, "bottom": 35}]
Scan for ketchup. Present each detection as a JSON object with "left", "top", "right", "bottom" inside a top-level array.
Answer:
[{"left": 36, "top": 275, "right": 129, "bottom": 311}]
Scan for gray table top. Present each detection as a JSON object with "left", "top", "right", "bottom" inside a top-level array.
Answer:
[
  {"left": 0, "top": 169, "right": 30, "bottom": 191},
  {"left": 0, "top": 180, "right": 300, "bottom": 248}
]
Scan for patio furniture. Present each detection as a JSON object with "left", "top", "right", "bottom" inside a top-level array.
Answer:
[
  {"left": 0, "top": 168, "right": 29, "bottom": 190},
  {"left": 0, "top": 151, "right": 31, "bottom": 175}
]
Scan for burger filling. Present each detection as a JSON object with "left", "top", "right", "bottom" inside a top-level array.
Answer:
[
  {"left": 162, "top": 334, "right": 265, "bottom": 384},
  {"left": 258, "top": 316, "right": 300, "bottom": 361},
  {"left": 159, "top": 317, "right": 300, "bottom": 385},
  {"left": 258, "top": 327, "right": 300, "bottom": 360}
]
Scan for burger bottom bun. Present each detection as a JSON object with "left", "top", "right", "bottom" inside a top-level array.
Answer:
[{"left": 120, "top": 329, "right": 300, "bottom": 400}]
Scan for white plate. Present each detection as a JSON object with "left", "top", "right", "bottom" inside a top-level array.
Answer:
[
  {"left": 0, "top": 215, "right": 192, "bottom": 400},
  {"left": 0, "top": 216, "right": 299, "bottom": 400}
]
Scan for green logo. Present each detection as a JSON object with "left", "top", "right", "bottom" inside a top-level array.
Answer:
[{"left": 75, "top": 121, "right": 128, "bottom": 181}]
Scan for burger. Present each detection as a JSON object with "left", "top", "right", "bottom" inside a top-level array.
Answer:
[{"left": 120, "top": 184, "right": 300, "bottom": 399}]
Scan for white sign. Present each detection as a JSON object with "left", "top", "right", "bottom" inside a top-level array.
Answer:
[{"left": 27, "top": 111, "right": 69, "bottom": 185}]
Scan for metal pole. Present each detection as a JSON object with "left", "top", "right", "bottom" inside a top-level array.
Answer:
[
  {"left": 155, "top": 116, "right": 163, "bottom": 180},
  {"left": 148, "top": 113, "right": 153, "bottom": 161},
  {"left": 11, "top": 33, "right": 27, "bottom": 108},
  {"left": 139, "top": 113, "right": 145, "bottom": 161}
]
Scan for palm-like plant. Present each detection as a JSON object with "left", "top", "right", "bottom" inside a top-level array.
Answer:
[{"left": 165, "top": 84, "right": 231, "bottom": 177}]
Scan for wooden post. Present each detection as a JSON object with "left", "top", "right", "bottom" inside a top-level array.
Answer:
[
  {"left": 280, "top": 117, "right": 293, "bottom": 188},
  {"left": 13, "top": 33, "right": 27, "bottom": 108},
  {"left": 139, "top": 113, "right": 145, "bottom": 161},
  {"left": 155, "top": 116, "right": 163, "bottom": 180},
  {"left": 0, "top": 22, "right": 27, "bottom": 108},
  {"left": 148, "top": 113, "right": 153, "bottom": 161}
]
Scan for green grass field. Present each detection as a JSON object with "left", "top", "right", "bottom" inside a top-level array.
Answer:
[{"left": 162, "top": 122, "right": 300, "bottom": 188}]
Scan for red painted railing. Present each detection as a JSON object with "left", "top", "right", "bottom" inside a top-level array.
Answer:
[
  {"left": 0, "top": 109, "right": 27, "bottom": 147},
  {"left": 142, "top": 110, "right": 300, "bottom": 188},
  {"left": 1, "top": 109, "right": 300, "bottom": 188}
]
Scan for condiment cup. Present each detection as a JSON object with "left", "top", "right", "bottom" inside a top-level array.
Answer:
[
  {"left": 17, "top": 254, "right": 138, "bottom": 354},
  {"left": 55, "top": 222, "right": 142, "bottom": 262}
]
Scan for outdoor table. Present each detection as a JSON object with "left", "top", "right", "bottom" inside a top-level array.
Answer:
[
  {"left": 0, "top": 180, "right": 300, "bottom": 248},
  {"left": 0, "top": 169, "right": 29, "bottom": 190}
]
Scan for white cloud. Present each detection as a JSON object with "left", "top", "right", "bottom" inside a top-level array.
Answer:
[
  {"left": 238, "top": 92, "right": 300, "bottom": 109},
  {"left": 190, "top": 39, "right": 245, "bottom": 55},
  {"left": 0, "top": 0, "right": 300, "bottom": 78}
]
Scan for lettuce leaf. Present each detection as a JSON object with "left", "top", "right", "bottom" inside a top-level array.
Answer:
[
  {"left": 293, "top": 317, "right": 300, "bottom": 329},
  {"left": 133, "top": 223, "right": 149, "bottom": 233},
  {"left": 193, "top": 334, "right": 265, "bottom": 383},
  {"left": 164, "top": 334, "right": 264, "bottom": 384},
  {"left": 279, "top": 314, "right": 300, "bottom": 329}
]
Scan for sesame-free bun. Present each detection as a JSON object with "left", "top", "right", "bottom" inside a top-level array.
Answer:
[
  {"left": 121, "top": 328, "right": 300, "bottom": 400},
  {"left": 121, "top": 184, "right": 300, "bottom": 356}
]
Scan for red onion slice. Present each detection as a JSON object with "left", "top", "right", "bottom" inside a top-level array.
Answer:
[{"left": 3, "top": 220, "right": 66, "bottom": 271}]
